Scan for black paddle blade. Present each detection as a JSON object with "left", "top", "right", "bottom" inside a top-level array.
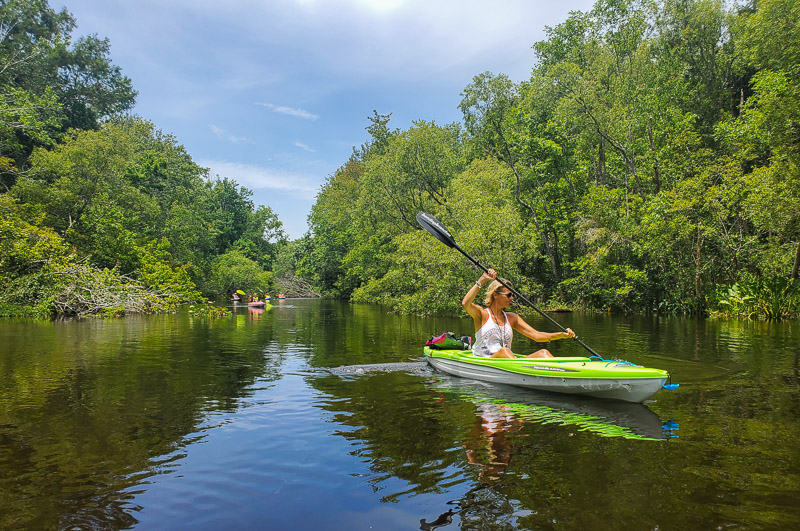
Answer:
[{"left": 416, "top": 212, "right": 456, "bottom": 248}]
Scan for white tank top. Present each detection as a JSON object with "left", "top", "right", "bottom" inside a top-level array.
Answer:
[{"left": 473, "top": 308, "right": 513, "bottom": 357}]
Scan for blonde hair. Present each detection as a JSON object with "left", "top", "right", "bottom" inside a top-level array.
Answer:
[{"left": 483, "top": 279, "right": 513, "bottom": 306}]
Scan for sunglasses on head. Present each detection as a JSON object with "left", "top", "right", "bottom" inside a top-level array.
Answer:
[{"left": 496, "top": 291, "right": 513, "bottom": 298}]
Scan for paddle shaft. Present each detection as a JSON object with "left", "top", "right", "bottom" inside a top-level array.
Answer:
[
  {"left": 449, "top": 243, "right": 601, "bottom": 357},
  {"left": 415, "top": 211, "right": 601, "bottom": 357}
]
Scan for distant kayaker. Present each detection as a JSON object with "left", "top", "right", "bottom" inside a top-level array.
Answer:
[{"left": 462, "top": 268, "right": 576, "bottom": 358}]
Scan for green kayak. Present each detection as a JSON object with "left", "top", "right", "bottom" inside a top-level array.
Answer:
[{"left": 423, "top": 347, "right": 672, "bottom": 403}]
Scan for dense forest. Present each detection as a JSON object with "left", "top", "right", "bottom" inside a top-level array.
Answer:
[
  {"left": 288, "top": 0, "right": 800, "bottom": 319},
  {"left": 2, "top": 0, "right": 799, "bottom": 319},
  {"left": 0, "top": 0, "right": 286, "bottom": 317}
]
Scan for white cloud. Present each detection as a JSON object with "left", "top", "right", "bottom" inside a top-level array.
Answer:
[
  {"left": 258, "top": 103, "right": 320, "bottom": 121},
  {"left": 70, "top": 1, "right": 595, "bottom": 113},
  {"left": 199, "top": 159, "right": 321, "bottom": 199},
  {"left": 209, "top": 124, "right": 249, "bottom": 143},
  {"left": 294, "top": 141, "right": 315, "bottom": 152},
  {"left": 293, "top": 0, "right": 406, "bottom": 13},
  {"left": 150, "top": 0, "right": 591, "bottom": 81},
  {"left": 65, "top": 0, "right": 596, "bottom": 239}
]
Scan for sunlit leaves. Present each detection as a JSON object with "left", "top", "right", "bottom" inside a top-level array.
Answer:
[{"left": 206, "top": 249, "right": 274, "bottom": 297}]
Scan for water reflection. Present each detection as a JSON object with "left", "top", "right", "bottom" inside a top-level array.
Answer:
[
  {"left": 430, "top": 377, "right": 678, "bottom": 441},
  {"left": 1, "top": 300, "right": 799, "bottom": 530},
  {"left": 310, "top": 367, "right": 677, "bottom": 514},
  {"left": 0, "top": 312, "right": 283, "bottom": 529},
  {"left": 310, "top": 371, "right": 470, "bottom": 502},
  {"left": 464, "top": 401, "right": 522, "bottom": 484}
]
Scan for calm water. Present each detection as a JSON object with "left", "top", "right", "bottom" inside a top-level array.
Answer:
[{"left": 1, "top": 299, "right": 799, "bottom": 529}]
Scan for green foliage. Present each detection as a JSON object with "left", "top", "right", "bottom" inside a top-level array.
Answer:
[
  {"left": 0, "top": 195, "right": 71, "bottom": 276},
  {"left": 740, "top": 0, "right": 800, "bottom": 75},
  {"left": 351, "top": 230, "right": 467, "bottom": 315},
  {"left": 0, "top": 0, "right": 136, "bottom": 191},
  {"left": 563, "top": 259, "right": 650, "bottom": 312},
  {"left": 206, "top": 249, "right": 274, "bottom": 297},
  {"left": 136, "top": 238, "right": 201, "bottom": 301},
  {"left": 0, "top": 194, "right": 72, "bottom": 316},
  {"left": 712, "top": 275, "right": 800, "bottom": 319},
  {"left": 13, "top": 123, "right": 145, "bottom": 262},
  {"left": 273, "top": 237, "right": 309, "bottom": 278},
  {"left": 301, "top": 159, "right": 363, "bottom": 297},
  {"left": 0, "top": 194, "right": 208, "bottom": 317},
  {"left": 0, "top": 1, "right": 287, "bottom": 319},
  {"left": 352, "top": 159, "right": 537, "bottom": 314},
  {"left": 54, "top": 34, "right": 137, "bottom": 130},
  {"left": 297, "top": 0, "right": 800, "bottom": 319},
  {"left": 0, "top": 87, "right": 62, "bottom": 148}
]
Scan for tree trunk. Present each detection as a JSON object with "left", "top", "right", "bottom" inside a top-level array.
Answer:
[
  {"left": 648, "top": 117, "right": 661, "bottom": 194},
  {"left": 695, "top": 224, "right": 703, "bottom": 299},
  {"left": 626, "top": 122, "right": 645, "bottom": 200},
  {"left": 792, "top": 240, "right": 800, "bottom": 280},
  {"left": 598, "top": 140, "right": 607, "bottom": 185},
  {"left": 740, "top": 88, "right": 745, "bottom": 116},
  {"left": 507, "top": 162, "right": 561, "bottom": 281}
]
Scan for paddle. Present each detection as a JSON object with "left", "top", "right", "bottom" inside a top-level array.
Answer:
[{"left": 416, "top": 211, "right": 602, "bottom": 358}]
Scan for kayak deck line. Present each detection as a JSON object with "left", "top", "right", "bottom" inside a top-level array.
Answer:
[{"left": 423, "top": 347, "right": 673, "bottom": 403}]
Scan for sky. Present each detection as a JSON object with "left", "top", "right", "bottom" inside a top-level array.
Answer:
[{"left": 61, "top": 0, "right": 595, "bottom": 239}]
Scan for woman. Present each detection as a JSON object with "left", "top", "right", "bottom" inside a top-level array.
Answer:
[{"left": 462, "top": 268, "right": 576, "bottom": 358}]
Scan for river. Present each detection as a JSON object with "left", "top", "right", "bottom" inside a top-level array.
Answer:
[{"left": 1, "top": 299, "right": 799, "bottom": 529}]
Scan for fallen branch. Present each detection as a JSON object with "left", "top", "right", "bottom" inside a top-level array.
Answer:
[{"left": 50, "top": 263, "right": 194, "bottom": 317}]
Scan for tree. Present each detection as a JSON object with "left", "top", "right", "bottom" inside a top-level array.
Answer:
[
  {"left": 359, "top": 120, "right": 464, "bottom": 230},
  {"left": 352, "top": 159, "right": 535, "bottom": 315},
  {"left": 0, "top": 193, "right": 72, "bottom": 314},
  {"left": 54, "top": 34, "right": 136, "bottom": 130},
  {"left": 653, "top": 0, "right": 748, "bottom": 135},
  {"left": 301, "top": 158, "right": 364, "bottom": 296},
  {"left": 0, "top": 0, "right": 136, "bottom": 189},
  {"left": 206, "top": 249, "right": 273, "bottom": 296},
  {"left": 295, "top": 0, "right": 800, "bottom": 317},
  {"left": 725, "top": 0, "right": 800, "bottom": 278},
  {"left": 12, "top": 122, "right": 150, "bottom": 271},
  {"left": 460, "top": 72, "right": 566, "bottom": 281}
]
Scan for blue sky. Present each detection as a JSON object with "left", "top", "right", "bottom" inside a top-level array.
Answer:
[{"left": 61, "top": 0, "right": 594, "bottom": 239}]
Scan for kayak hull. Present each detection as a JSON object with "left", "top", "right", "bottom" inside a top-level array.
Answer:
[{"left": 424, "top": 347, "right": 668, "bottom": 403}]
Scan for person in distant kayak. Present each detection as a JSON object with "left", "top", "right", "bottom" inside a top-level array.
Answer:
[{"left": 462, "top": 268, "right": 576, "bottom": 358}]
